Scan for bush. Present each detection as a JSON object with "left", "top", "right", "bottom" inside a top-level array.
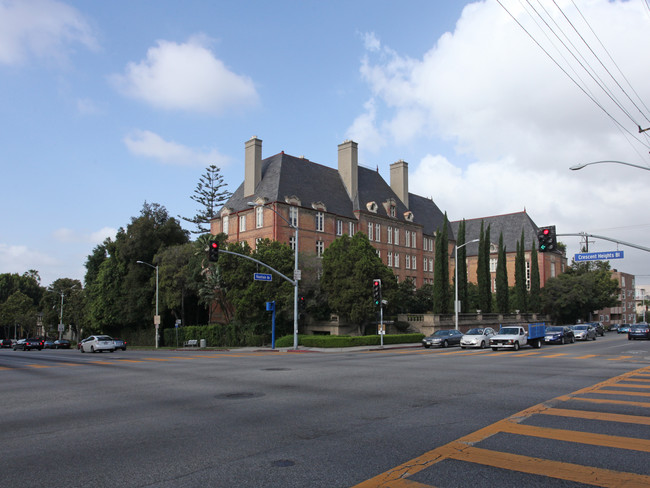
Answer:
[
  {"left": 274, "top": 333, "right": 424, "bottom": 348},
  {"left": 162, "top": 324, "right": 267, "bottom": 348}
]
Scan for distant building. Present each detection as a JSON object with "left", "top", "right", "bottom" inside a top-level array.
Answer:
[
  {"left": 594, "top": 270, "right": 635, "bottom": 327},
  {"left": 635, "top": 284, "right": 649, "bottom": 323}
]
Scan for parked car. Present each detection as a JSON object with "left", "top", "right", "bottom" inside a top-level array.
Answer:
[
  {"left": 79, "top": 335, "right": 116, "bottom": 353},
  {"left": 628, "top": 324, "right": 650, "bottom": 340},
  {"left": 1, "top": 339, "right": 12, "bottom": 348},
  {"left": 460, "top": 327, "right": 496, "bottom": 349},
  {"left": 544, "top": 326, "right": 575, "bottom": 344},
  {"left": 571, "top": 324, "right": 596, "bottom": 341},
  {"left": 43, "top": 340, "right": 55, "bottom": 349},
  {"left": 113, "top": 338, "right": 127, "bottom": 351},
  {"left": 422, "top": 329, "right": 463, "bottom": 348},
  {"left": 13, "top": 338, "right": 44, "bottom": 351},
  {"left": 587, "top": 322, "right": 605, "bottom": 336},
  {"left": 53, "top": 339, "right": 71, "bottom": 349},
  {"left": 618, "top": 324, "right": 631, "bottom": 334}
]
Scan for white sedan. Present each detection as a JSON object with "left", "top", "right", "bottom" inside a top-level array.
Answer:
[
  {"left": 460, "top": 327, "right": 496, "bottom": 349},
  {"left": 80, "top": 335, "right": 116, "bottom": 353}
]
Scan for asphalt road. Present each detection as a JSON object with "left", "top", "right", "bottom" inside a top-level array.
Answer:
[{"left": 1, "top": 333, "right": 649, "bottom": 487}]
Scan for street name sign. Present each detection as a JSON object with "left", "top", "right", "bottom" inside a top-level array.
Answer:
[
  {"left": 254, "top": 273, "right": 272, "bottom": 282},
  {"left": 574, "top": 251, "right": 624, "bottom": 262}
]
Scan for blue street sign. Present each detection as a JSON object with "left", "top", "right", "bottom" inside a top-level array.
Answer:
[
  {"left": 574, "top": 251, "right": 624, "bottom": 262},
  {"left": 254, "top": 273, "right": 272, "bottom": 282}
]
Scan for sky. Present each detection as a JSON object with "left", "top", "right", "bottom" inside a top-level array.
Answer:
[{"left": 2, "top": 0, "right": 650, "bottom": 289}]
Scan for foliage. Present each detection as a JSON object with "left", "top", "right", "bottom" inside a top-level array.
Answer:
[
  {"left": 433, "top": 214, "right": 450, "bottom": 313},
  {"left": 274, "top": 333, "right": 425, "bottom": 348},
  {"left": 40, "top": 278, "right": 85, "bottom": 338},
  {"left": 180, "top": 165, "right": 231, "bottom": 234},
  {"left": 0, "top": 272, "right": 42, "bottom": 306},
  {"left": 162, "top": 323, "right": 266, "bottom": 348},
  {"left": 0, "top": 291, "right": 37, "bottom": 337},
  {"left": 477, "top": 221, "right": 492, "bottom": 312},
  {"left": 541, "top": 261, "right": 619, "bottom": 323},
  {"left": 456, "top": 219, "right": 470, "bottom": 313},
  {"left": 495, "top": 232, "right": 509, "bottom": 313},
  {"left": 320, "top": 233, "right": 396, "bottom": 333},
  {"left": 529, "top": 243, "right": 541, "bottom": 312},
  {"left": 513, "top": 230, "right": 528, "bottom": 312}
]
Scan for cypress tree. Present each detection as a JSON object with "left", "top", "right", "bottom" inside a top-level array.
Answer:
[
  {"left": 514, "top": 230, "right": 528, "bottom": 312},
  {"left": 476, "top": 221, "right": 488, "bottom": 312},
  {"left": 432, "top": 215, "right": 450, "bottom": 313},
  {"left": 529, "top": 241, "right": 541, "bottom": 312},
  {"left": 496, "top": 232, "right": 509, "bottom": 313},
  {"left": 456, "top": 219, "right": 469, "bottom": 313},
  {"left": 484, "top": 224, "right": 492, "bottom": 313}
]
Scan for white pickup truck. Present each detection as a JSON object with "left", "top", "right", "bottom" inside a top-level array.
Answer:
[{"left": 489, "top": 324, "right": 545, "bottom": 351}]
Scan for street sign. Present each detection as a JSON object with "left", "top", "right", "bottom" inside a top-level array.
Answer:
[
  {"left": 58, "top": 323, "right": 65, "bottom": 332},
  {"left": 293, "top": 269, "right": 301, "bottom": 281},
  {"left": 254, "top": 273, "right": 272, "bottom": 282},
  {"left": 574, "top": 251, "right": 624, "bottom": 262}
]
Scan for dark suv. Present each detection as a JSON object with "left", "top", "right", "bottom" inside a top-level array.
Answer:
[
  {"left": 628, "top": 324, "right": 650, "bottom": 340},
  {"left": 13, "top": 338, "right": 44, "bottom": 351}
]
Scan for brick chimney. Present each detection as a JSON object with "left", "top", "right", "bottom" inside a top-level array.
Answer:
[
  {"left": 244, "top": 136, "right": 262, "bottom": 197},
  {"left": 338, "top": 140, "right": 358, "bottom": 201},
  {"left": 390, "top": 159, "right": 409, "bottom": 208}
]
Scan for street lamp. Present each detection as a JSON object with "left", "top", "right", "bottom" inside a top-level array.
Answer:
[
  {"left": 570, "top": 160, "right": 650, "bottom": 172},
  {"left": 248, "top": 202, "right": 300, "bottom": 350},
  {"left": 454, "top": 238, "right": 480, "bottom": 331},
  {"left": 136, "top": 260, "right": 159, "bottom": 349}
]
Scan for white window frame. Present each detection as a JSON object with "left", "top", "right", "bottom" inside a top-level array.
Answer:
[
  {"left": 289, "top": 236, "right": 296, "bottom": 251},
  {"left": 239, "top": 215, "right": 246, "bottom": 232},
  {"left": 411, "top": 231, "right": 417, "bottom": 248},
  {"left": 388, "top": 251, "right": 393, "bottom": 267},
  {"left": 405, "top": 255, "right": 411, "bottom": 269},
  {"left": 394, "top": 228, "right": 400, "bottom": 246},
  {"left": 423, "top": 258, "right": 428, "bottom": 272},
  {"left": 405, "top": 231, "right": 411, "bottom": 248},
  {"left": 289, "top": 206, "right": 298, "bottom": 228},
  {"left": 222, "top": 215, "right": 229, "bottom": 235},
  {"left": 387, "top": 226, "right": 393, "bottom": 244},
  {"left": 316, "top": 212, "right": 324, "bottom": 232},
  {"left": 412, "top": 255, "right": 417, "bottom": 270},
  {"left": 375, "top": 224, "right": 381, "bottom": 242},
  {"left": 395, "top": 253, "right": 400, "bottom": 268},
  {"left": 255, "top": 206, "right": 264, "bottom": 228},
  {"left": 348, "top": 222, "right": 356, "bottom": 236},
  {"left": 336, "top": 219, "right": 343, "bottom": 236},
  {"left": 316, "top": 240, "right": 324, "bottom": 257},
  {"left": 368, "top": 222, "right": 374, "bottom": 240},
  {"left": 490, "top": 258, "right": 497, "bottom": 273}
]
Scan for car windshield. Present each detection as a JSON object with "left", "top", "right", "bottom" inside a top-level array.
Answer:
[
  {"left": 433, "top": 330, "right": 450, "bottom": 336},
  {"left": 466, "top": 328, "right": 484, "bottom": 335},
  {"left": 573, "top": 325, "right": 588, "bottom": 330},
  {"left": 546, "top": 326, "right": 563, "bottom": 332},
  {"left": 96, "top": 335, "right": 113, "bottom": 341},
  {"left": 499, "top": 328, "right": 519, "bottom": 335}
]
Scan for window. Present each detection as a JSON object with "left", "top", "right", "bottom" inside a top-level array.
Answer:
[
  {"left": 388, "top": 252, "right": 393, "bottom": 267},
  {"left": 411, "top": 231, "right": 417, "bottom": 248},
  {"left": 336, "top": 219, "right": 343, "bottom": 236},
  {"left": 289, "top": 236, "right": 296, "bottom": 251},
  {"left": 376, "top": 249, "right": 381, "bottom": 259},
  {"left": 429, "top": 258, "right": 433, "bottom": 271},
  {"left": 490, "top": 258, "right": 497, "bottom": 273},
  {"left": 387, "top": 226, "right": 393, "bottom": 244},
  {"left": 405, "top": 255, "right": 411, "bottom": 269},
  {"left": 526, "top": 261, "right": 531, "bottom": 290},
  {"left": 289, "top": 206, "right": 298, "bottom": 227},
  {"left": 239, "top": 215, "right": 246, "bottom": 232},
  {"left": 316, "top": 240, "right": 324, "bottom": 257},
  {"left": 255, "top": 237, "right": 263, "bottom": 248},
  {"left": 368, "top": 222, "right": 374, "bottom": 240},
  {"left": 348, "top": 222, "right": 356, "bottom": 235},
  {"left": 316, "top": 212, "right": 324, "bottom": 232},
  {"left": 394, "top": 228, "right": 400, "bottom": 246},
  {"left": 390, "top": 206, "right": 396, "bottom": 217},
  {"left": 412, "top": 255, "right": 417, "bottom": 270},
  {"left": 222, "top": 215, "right": 229, "bottom": 234},
  {"left": 423, "top": 258, "right": 428, "bottom": 272},
  {"left": 394, "top": 253, "right": 400, "bottom": 268},
  {"left": 405, "top": 231, "right": 411, "bottom": 248},
  {"left": 375, "top": 224, "right": 381, "bottom": 242},
  {"left": 255, "top": 206, "right": 263, "bottom": 228},
  {"left": 550, "top": 262, "right": 556, "bottom": 278}
]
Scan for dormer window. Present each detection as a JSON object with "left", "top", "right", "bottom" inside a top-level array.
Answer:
[
  {"left": 390, "top": 206, "right": 396, "bottom": 217},
  {"left": 312, "top": 201, "right": 327, "bottom": 212},
  {"left": 284, "top": 195, "right": 301, "bottom": 206},
  {"left": 366, "top": 201, "right": 378, "bottom": 213},
  {"left": 404, "top": 211, "right": 414, "bottom": 222}
]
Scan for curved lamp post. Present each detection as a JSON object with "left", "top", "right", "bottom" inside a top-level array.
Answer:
[
  {"left": 454, "top": 238, "right": 480, "bottom": 331},
  {"left": 248, "top": 202, "right": 300, "bottom": 350},
  {"left": 136, "top": 260, "right": 159, "bottom": 349},
  {"left": 570, "top": 160, "right": 650, "bottom": 172}
]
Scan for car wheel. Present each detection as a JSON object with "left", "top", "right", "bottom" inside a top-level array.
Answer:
[
  {"left": 461, "top": 346, "right": 466, "bottom": 349},
  {"left": 570, "top": 336, "right": 575, "bottom": 343},
  {"left": 628, "top": 336, "right": 632, "bottom": 340},
  {"left": 91, "top": 346, "right": 95, "bottom": 353},
  {"left": 593, "top": 336, "right": 597, "bottom": 340},
  {"left": 561, "top": 336, "right": 566, "bottom": 345},
  {"left": 423, "top": 345, "right": 430, "bottom": 349},
  {"left": 480, "top": 341, "right": 486, "bottom": 349},
  {"left": 492, "top": 347, "right": 498, "bottom": 351},
  {"left": 513, "top": 341, "right": 520, "bottom": 351},
  {"left": 80, "top": 347, "right": 85, "bottom": 353},
  {"left": 442, "top": 340, "right": 449, "bottom": 348}
]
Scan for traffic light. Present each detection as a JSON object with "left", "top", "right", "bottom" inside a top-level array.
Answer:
[
  {"left": 298, "top": 296, "right": 306, "bottom": 311},
  {"left": 372, "top": 279, "right": 382, "bottom": 306},
  {"left": 208, "top": 240, "right": 220, "bottom": 262},
  {"left": 537, "top": 226, "right": 557, "bottom": 253}
]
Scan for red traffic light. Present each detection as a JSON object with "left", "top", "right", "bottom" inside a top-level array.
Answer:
[
  {"left": 211, "top": 242, "right": 218, "bottom": 249},
  {"left": 542, "top": 228, "right": 550, "bottom": 235}
]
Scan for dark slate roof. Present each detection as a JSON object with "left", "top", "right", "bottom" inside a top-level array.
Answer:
[
  {"left": 222, "top": 151, "right": 450, "bottom": 236},
  {"left": 450, "top": 211, "right": 541, "bottom": 256}
]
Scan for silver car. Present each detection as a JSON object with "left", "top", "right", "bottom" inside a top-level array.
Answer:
[
  {"left": 80, "top": 335, "right": 116, "bottom": 353},
  {"left": 460, "top": 327, "right": 496, "bottom": 349},
  {"left": 571, "top": 325, "right": 596, "bottom": 341}
]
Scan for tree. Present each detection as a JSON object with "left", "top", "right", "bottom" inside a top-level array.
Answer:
[
  {"left": 41, "top": 278, "right": 85, "bottom": 339},
  {"left": 321, "top": 233, "right": 395, "bottom": 334},
  {"left": 433, "top": 214, "right": 450, "bottom": 313},
  {"left": 513, "top": 230, "right": 527, "bottom": 312},
  {"left": 541, "top": 261, "right": 619, "bottom": 323},
  {"left": 476, "top": 221, "right": 492, "bottom": 312},
  {"left": 180, "top": 165, "right": 231, "bottom": 234},
  {"left": 495, "top": 232, "right": 509, "bottom": 313},
  {"left": 456, "top": 219, "right": 470, "bottom": 313},
  {"left": 0, "top": 291, "right": 37, "bottom": 337},
  {"left": 0, "top": 272, "right": 43, "bottom": 306},
  {"left": 529, "top": 243, "right": 541, "bottom": 312}
]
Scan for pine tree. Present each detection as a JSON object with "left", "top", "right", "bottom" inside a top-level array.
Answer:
[{"left": 180, "top": 165, "right": 231, "bottom": 234}]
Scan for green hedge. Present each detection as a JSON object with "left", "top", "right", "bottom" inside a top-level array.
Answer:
[
  {"left": 162, "top": 324, "right": 266, "bottom": 348},
  {"left": 274, "top": 333, "right": 424, "bottom": 348}
]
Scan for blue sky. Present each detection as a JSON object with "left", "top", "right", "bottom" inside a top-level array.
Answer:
[{"left": 2, "top": 0, "right": 650, "bottom": 289}]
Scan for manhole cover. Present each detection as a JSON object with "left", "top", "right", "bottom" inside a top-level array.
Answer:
[{"left": 271, "top": 459, "right": 295, "bottom": 468}]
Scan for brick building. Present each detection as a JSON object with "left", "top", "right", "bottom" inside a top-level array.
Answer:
[{"left": 594, "top": 270, "right": 635, "bottom": 328}]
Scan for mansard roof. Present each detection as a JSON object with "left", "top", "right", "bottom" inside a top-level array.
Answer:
[
  {"left": 450, "top": 211, "right": 542, "bottom": 256},
  {"left": 222, "top": 151, "right": 450, "bottom": 238}
]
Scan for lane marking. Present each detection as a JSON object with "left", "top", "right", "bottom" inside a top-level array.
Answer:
[{"left": 540, "top": 407, "right": 650, "bottom": 425}]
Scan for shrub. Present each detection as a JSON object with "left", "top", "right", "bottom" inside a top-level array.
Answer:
[{"left": 275, "top": 333, "right": 424, "bottom": 348}]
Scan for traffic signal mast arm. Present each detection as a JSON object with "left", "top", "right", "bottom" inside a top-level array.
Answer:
[
  {"left": 558, "top": 232, "right": 650, "bottom": 254},
  {"left": 217, "top": 249, "right": 298, "bottom": 286}
]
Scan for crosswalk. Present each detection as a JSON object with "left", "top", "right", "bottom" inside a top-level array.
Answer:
[{"left": 352, "top": 367, "right": 650, "bottom": 488}]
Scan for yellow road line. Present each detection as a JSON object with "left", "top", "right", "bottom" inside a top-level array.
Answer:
[
  {"left": 540, "top": 407, "right": 650, "bottom": 425},
  {"left": 28, "top": 364, "right": 50, "bottom": 368},
  {"left": 566, "top": 396, "right": 650, "bottom": 408},
  {"left": 575, "top": 354, "right": 599, "bottom": 359},
  {"left": 593, "top": 389, "right": 650, "bottom": 398}
]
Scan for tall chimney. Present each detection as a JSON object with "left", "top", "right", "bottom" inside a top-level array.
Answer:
[
  {"left": 338, "top": 140, "right": 358, "bottom": 200},
  {"left": 390, "top": 159, "right": 409, "bottom": 208},
  {"left": 244, "top": 136, "right": 262, "bottom": 197}
]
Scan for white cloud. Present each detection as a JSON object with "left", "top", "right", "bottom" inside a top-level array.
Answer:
[
  {"left": 52, "top": 227, "right": 116, "bottom": 244},
  {"left": 0, "top": 0, "right": 97, "bottom": 65},
  {"left": 124, "top": 129, "right": 230, "bottom": 167},
  {"left": 111, "top": 35, "right": 259, "bottom": 115},
  {"left": 351, "top": 0, "right": 650, "bottom": 278}
]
